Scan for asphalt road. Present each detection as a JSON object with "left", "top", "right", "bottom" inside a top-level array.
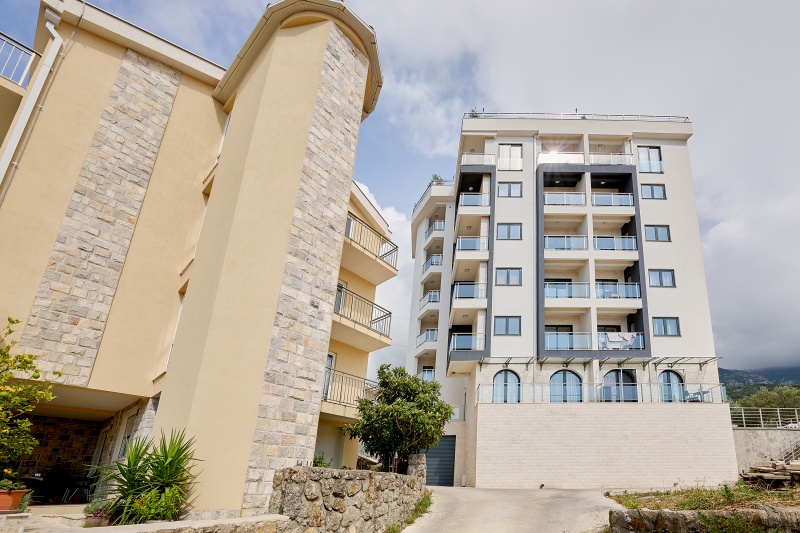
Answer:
[{"left": 404, "top": 486, "right": 622, "bottom": 533}]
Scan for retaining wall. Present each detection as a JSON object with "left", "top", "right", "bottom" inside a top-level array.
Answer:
[
  {"left": 733, "top": 428, "right": 800, "bottom": 473},
  {"left": 609, "top": 507, "right": 800, "bottom": 532}
]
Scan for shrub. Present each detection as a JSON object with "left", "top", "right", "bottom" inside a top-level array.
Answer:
[{"left": 313, "top": 451, "right": 331, "bottom": 468}]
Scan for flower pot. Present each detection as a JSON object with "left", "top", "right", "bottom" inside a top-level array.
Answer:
[{"left": 0, "top": 490, "right": 27, "bottom": 511}]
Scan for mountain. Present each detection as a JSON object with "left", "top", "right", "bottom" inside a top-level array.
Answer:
[{"left": 719, "top": 367, "right": 800, "bottom": 386}]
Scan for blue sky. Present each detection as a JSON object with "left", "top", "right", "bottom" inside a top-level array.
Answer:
[{"left": 3, "top": 0, "right": 800, "bottom": 371}]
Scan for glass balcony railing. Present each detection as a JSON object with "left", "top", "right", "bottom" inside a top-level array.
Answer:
[
  {"left": 593, "top": 236, "right": 637, "bottom": 251},
  {"left": 591, "top": 193, "right": 634, "bottom": 207},
  {"left": 543, "top": 235, "right": 588, "bottom": 251},
  {"left": 455, "top": 236, "right": 489, "bottom": 251},
  {"left": 459, "top": 193, "right": 490, "bottom": 207},
  {"left": 416, "top": 329, "right": 438, "bottom": 347},
  {"left": 544, "top": 282, "right": 590, "bottom": 299},
  {"left": 450, "top": 333, "right": 486, "bottom": 351},
  {"left": 589, "top": 153, "right": 634, "bottom": 165},
  {"left": 595, "top": 283, "right": 641, "bottom": 299},
  {"left": 424, "top": 220, "right": 445, "bottom": 240},
  {"left": 461, "top": 153, "right": 495, "bottom": 166},
  {"left": 417, "top": 369, "right": 436, "bottom": 382},
  {"left": 639, "top": 160, "right": 663, "bottom": 173},
  {"left": 597, "top": 332, "right": 644, "bottom": 350},
  {"left": 453, "top": 283, "right": 487, "bottom": 299},
  {"left": 0, "top": 32, "right": 36, "bottom": 88},
  {"left": 544, "top": 332, "right": 592, "bottom": 350},
  {"left": 538, "top": 152, "right": 585, "bottom": 165},
  {"left": 423, "top": 255, "right": 443, "bottom": 273},
  {"left": 419, "top": 291, "right": 440, "bottom": 309},
  {"left": 544, "top": 192, "right": 585, "bottom": 206}
]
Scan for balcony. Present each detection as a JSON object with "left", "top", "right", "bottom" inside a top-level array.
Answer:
[
  {"left": 461, "top": 153, "right": 495, "bottom": 166},
  {"left": 475, "top": 383, "right": 727, "bottom": 404},
  {"left": 453, "top": 282, "right": 487, "bottom": 299},
  {"left": 459, "top": 193, "right": 490, "bottom": 207},
  {"left": 450, "top": 333, "right": 485, "bottom": 351},
  {"left": 589, "top": 153, "right": 634, "bottom": 165},
  {"left": 455, "top": 236, "right": 488, "bottom": 251},
  {"left": 591, "top": 193, "right": 634, "bottom": 207},
  {"left": 416, "top": 328, "right": 438, "bottom": 347},
  {"left": 544, "top": 192, "right": 585, "bottom": 206},
  {"left": 597, "top": 332, "right": 644, "bottom": 350},
  {"left": 538, "top": 152, "right": 585, "bottom": 165},
  {"left": 413, "top": 180, "right": 455, "bottom": 214},
  {"left": 341, "top": 215, "right": 398, "bottom": 285},
  {"left": 593, "top": 236, "right": 637, "bottom": 251},
  {"left": 322, "top": 369, "right": 377, "bottom": 408},
  {"left": 595, "top": 282, "right": 641, "bottom": 299},
  {"left": 423, "top": 254, "right": 443, "bottom": 273},
  {"left": 1, "top": 32, "right": 36, "bottom": 88},
  {"left": 419, "top": 290, "right": 440, "bottom": 310},
  {"left": 543, "top": 235, "right": 588, "bottom": 251},
  {"left": 331, "top": 287, "right": 391, "bottom": 352},
  {"left": 544, "top": 332, "right": 592, "bottom": 350},
  {"left": 416, "top": 368, "right": 436, "bottom": 382},
  {"left": 424, "top": 220, "right": 445, "bottom": 240},
  {"left": 544, "top": 282, "right": 590, "bottom": 299}
]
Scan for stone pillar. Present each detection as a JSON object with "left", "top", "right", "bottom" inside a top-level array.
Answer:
[{"left": 407, "top": 454, "right": 427, "bottom": 485}]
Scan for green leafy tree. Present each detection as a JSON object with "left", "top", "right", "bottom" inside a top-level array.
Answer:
[
  {"left": 344, "top": 365, "right": 453, "bottom": 471},
  {"left": 737, "top": 386, "right": 800, "bottom": 408},
  {"left": 0, "top": 318, "right": 57, "bottom": 485}
]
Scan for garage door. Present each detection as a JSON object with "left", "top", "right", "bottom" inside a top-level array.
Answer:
[{"left": 424, "top": 435, "right": 455, "bottom": 486}]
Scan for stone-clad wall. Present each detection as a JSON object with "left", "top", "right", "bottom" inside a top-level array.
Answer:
[
  {"left": 17, "top": 50, "right": 181, "bottom": 386},
  {"left": 240, "top": 23, "right": 369, "bottom": 512},
  {"left": 609, "top": 507, "right": 800, "bottom": 532},
  {"left": 17, "top": 416, "right": 104, "bottom": 479},
  {"left": 268, "top": 462, "right": 426, "bottom": 533}
]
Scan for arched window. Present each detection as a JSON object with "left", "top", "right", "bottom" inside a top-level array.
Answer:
[
  {"left": 493, "top": 370, "right": 520, "bottom": 403},
  {"left": 550, "top": 370, "right": 582, "bottom": 403},
  {"left": 658, "top": 370, "right": 684, "bottom": 403},
  {"left": 602, "top": 369, "right": 638, "bottom": 402}
]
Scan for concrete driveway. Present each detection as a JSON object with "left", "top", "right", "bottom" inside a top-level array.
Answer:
[{"left": 404, "top": 486, "right": 622, "bottom": 533}]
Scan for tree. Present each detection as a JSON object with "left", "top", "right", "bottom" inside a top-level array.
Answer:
[
  {"left": 0, "top": 318, "right": 57, "bottom": 484},
  {"left": 429, "top": 174, "right": 444, "bottom": 186},
  {"left": 343, "top": 365, "right": 453, "bottom": 472},
  {"left": 736, "top": 385, "right": 800, "bottom": 408}
]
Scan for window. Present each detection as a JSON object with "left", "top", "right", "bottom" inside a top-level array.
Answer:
[
  {"left": 550, "top": 370, "right": 582, "bottom": 403},
  {"left": 421, "top": 366, "right": 435, "bottom": 382},
  {"left": 638, "top": 146, "right": 663, "bottom": 173},
  {"left": 496, "top": 268, "right": 522, "bottom": 286},
  {"left": 498, "top": 144, "right": 523, "bottom": 171},
  {"left": 653, "top": 317, "right": 680, "bottom": 336},
  {"left": 645, "top": 225, "right": 671, "bottom": 242},
  {"left": 216, "top": 113, "right": 232, "bottom": 161},
  {"left": 497, "top": 223, "right": 522, "bottom": 240},
  {"left": 115, "top": 407, "right": 139, "bottom": 459},
  {"left": 641, "top": 184, "right": 666, "bottom": 199},
  {"left": 493, "top": 370, "right": 520, "bottom": 403},
  {"left": 494, "top": 316, "right": 521, "bottom": 335},
  {"left": 498, "top": 182, "right": 522, "bottom": 197},
  {"left": 649, "top": 269, "right": 675, "bottom": 287},
  {"left": 602, "top": 369, "right": 638, "bottom": 402},
  {"left": 658, "top": 370, "right": 684, "bottom": 403},
  {"left": 322, "top": 353, "right": 335, "bottom": 400}
]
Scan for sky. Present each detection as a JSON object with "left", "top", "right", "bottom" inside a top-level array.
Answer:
[{"left": 2, "top": 0, "right": 799, "bottom": 372}]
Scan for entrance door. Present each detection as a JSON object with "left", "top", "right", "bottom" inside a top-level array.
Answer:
[{"left": 425, "top": 435, "right": 456, "bottom": 486}]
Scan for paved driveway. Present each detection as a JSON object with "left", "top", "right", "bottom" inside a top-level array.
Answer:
[{"left": 405, "top": 486, "right": 622, "bottom": 533}]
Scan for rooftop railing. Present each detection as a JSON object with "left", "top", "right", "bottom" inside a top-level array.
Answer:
[
  {"left": 416, "top": 328, "right": 438, "bottom": 347},
  {"left": 0, "top": 32, "right": 37, "bottom": 88},
  {"left": 593, "top": 236, "right": 637, "bottom": 251},
  {"left": 345, "top": 215, "right": 398, "bottom": 268},
  {"left": 461, "top": 153, "right": 495, "bottom": 166},
  {"left": 322, "top": 368, "right": 378, "bottom": 408},
  {"left": 544, "top": 192, "right": 585, "bottom": 206},
  {"left": 730, "top": 407, "right": 800, "bottom": 429},
  {"left": 464, "top": 112, "right": 690, "bottom": 123},
  {"left": 476, "top": 383, "right": 726, "bottom": 404},
  {"left": 592, "top": 192, "right": 634, "bottom": 207},
  {"left": 334, "top": 287, "right": 391, "bottom": 337},
  {"left": 424, "top": 220, "right": 445, "bottom": 240},
  {"left": 423, "top": 254, "right": 443, "bottom": 273},
  {"left": 413, "top": 180, "right": 454, "bottom": 213}
]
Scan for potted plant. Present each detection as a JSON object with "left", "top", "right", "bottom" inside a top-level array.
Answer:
[
  {"left": 83, "top": 498, "right": 112, "bottom": 527},
  {"left": 0, "top": 475, "right": 28, "bottom": 511}
]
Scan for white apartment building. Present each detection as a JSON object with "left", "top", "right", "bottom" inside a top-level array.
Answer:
[{"left": 407, "top": 112, "right": 738, "bottom": 489}]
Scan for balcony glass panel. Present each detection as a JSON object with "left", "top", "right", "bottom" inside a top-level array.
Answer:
[
  {"left": 453, "top": 283, "right": 487, "bottom": 299},
  {"left": 591, "top": 193, "right": 634, "bottom": 207},
  {"left": 544, "top": 282, "right": 590, "bottom": 298},
  {"left": 593, "top": 236, "right": 637, "bottom": 251},
  {"left": 589, "top": 153, "right": 633, "bottom": 165},
  {"left": 597, "top": 332, "right": 645, "bottom": 350},
  {"left": 423, "top": 255, "right": 443, "bottom": 272},
  {"left": 456, "top": 236, "right": 489, "bottom": 251},
  {"left": 595, "top": 283, "right": 641, "bottom": 299},
  {"left": 459, "top": 193, "right": 490, "bottom": 207},
  {"left": 544, "top": 332, "right": 591, "bottom": 350},
  {"left": 450, "top": 333, "right": 486, "bottom": 351},
  {"left": 424, "top": 220, "right": 445, "bottom": 240},
  {"left": 461, "top": 153, "right": 495, "bottom": 166},
  {"left": 419, "top": 291, "right": 440, "bottom": 309},
  {"left": 543, "top": 236, "right": 588, "bottom": 250},
  {"left": 544, "top": 192, "right": 585, "bottom": 206},
  {"left": 416, "top": 329, "right": 438, "bottom": 346},
  {"left": 538, "top": 152, "right": 585, "bottom": 165}
]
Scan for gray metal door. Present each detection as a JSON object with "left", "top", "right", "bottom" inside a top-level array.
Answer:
[{"left": 424, "top": 435, "right": 455, "bottom": 486}]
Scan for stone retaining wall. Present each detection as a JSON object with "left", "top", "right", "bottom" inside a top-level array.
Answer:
[
  {"left": 268, "top": 456, "right": 426, "bottom": 533},
  {"left": 609, "top": 507, "right": 800, "bottom": 532}
]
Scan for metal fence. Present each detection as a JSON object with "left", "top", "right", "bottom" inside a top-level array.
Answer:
[
  {"left": 730, "top": 407, "right": 800, "bottom": 428},
  {"left": 322, "top": 369, "right": 377, "bottom": 408},
  {"left": 345, "top": 215, "right": 398, "bottom": 268},
  {"left": 334, "top": 287, "right": 391, "bottom": 336}
]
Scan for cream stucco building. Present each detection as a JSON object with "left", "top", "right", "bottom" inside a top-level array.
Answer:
[
  {"left": 0, "top": 0, "right": 395, "bottom": 516},
  {"left": 407, "top": 112, "right": 739, "bottom": 488}
]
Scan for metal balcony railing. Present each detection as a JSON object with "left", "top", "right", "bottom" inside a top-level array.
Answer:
[
  {"left": 334, "top": 287, "right": 391, "bottom": 337},
  {"left": 544, "top": 332, "right": 592, "bottom": 350},
  {"left": 413, "top": 180, "right": 454, "bottom": 213},
  {"left": 595, "top": 282, "right": 641, "bottom": 299},
  {"left": 423, "top": 255, "right": 443, "bottom": 273},
  {"left": 544, "top": 192, "right": 585, "bottom": 206},
  {"left": 589, "top": 153, "right": 634, "bottom": 165},
  {"left": 450, "top": 333, "right": 485, "bottom": 351},
  {"left": 453, "top": 282, "right": 487, "bottom": 299},
  {"left": 597, "top": 332, "right": 644, "bottom": 350},
  {"left": 593, "top": 236, "right": 637, "bottom": 251},
  {"left": 322, "top": 368, "right": 377, "bottom": 408},
  {"left": 544, "top": 282, "right": 590, "bottom": 299},
  {"left": 461, "top": 153, "right": 495, "bottom": 166},
  {"left": 730, "top": 407, "right": 800, "bottom": 429},
  {"left": 416, "top": 328, "right": 438, "bottom": 347},
  {"left": 345, "top": 215, "right": 398, "bottom": 268},
  {"left": 475, "top": 383, "right": 727, "bottom": 404},
  {"left": 463, "top": 112, "right": 690, "bottom": 123},
  {"left": 592, "top": 193, "right": 634, "bottom": 207},
  {"left": 543, "top": 235, "right": 588, "bottom": 250},
  {"left": 424, "top": 220, "right": 445, "bottom": 240},
  {"left": 455, "top": 236, "right": 489, "bottom": 251},
  {"left": 459, "top": 193, "right": 490, "bottom": 207},
  {"left": 419, "top": 291, "right": 440, "bottom": 309},
  {"left": 0, "top": 32, "right": 37, "bottom": 88},
  {"left": 538, "top": 152, "right": 585, "bottom": 165}
]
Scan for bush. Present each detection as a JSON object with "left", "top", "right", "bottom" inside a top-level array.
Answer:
[{"left": 313, "top": 451, "right": 331, "bottom": 468}]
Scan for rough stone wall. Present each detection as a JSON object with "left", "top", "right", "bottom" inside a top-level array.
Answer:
[
  {"left": 17, "top": 49, "right": 181, "bottom": 386},
  {"left": 17, "top": 416, "right": 104, "bottom": 478},
  {"left": 733, "top": 428, "right": 800, "bottom": 473},
  {"left": 240, "top": 23, "right": 369, "bottom": 512},
  {"left": 609, "top": 507, "right": 800, "bottom": 532},
  {"left": 96, "top": 397, "right": 157, "bottom": 467},
  {"left": 268, "top": 465, "right": 426, "bottom": 533}
]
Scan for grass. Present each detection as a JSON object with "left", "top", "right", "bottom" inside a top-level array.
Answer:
[
  {"left": 609, "top": 481, "right": 800, "bottom": 511},
  {"left": 385, "top": 490, "right": 433, "bottom": 532}
]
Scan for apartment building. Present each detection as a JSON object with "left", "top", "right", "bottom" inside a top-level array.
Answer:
[
  {"left": 0, "top": 0, "right": 395, "bottom": 517},
  {"left": 407, "top": 112, "right": 738, "bottom": 488}
]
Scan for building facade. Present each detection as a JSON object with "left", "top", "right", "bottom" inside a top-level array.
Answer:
[
  {"left": 407, "top": 113, "right": 738, "bottom": 489},
  {"left": 0, "top": 0, "right": 394, "bottom": 517}
]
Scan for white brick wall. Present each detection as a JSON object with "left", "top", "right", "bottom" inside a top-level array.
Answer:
[{"left": 474, "top": 403, "right": 737, "bottom": 489}]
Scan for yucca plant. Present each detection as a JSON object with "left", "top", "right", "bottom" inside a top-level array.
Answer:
[{"left": 94, "top": 436, "right": 152, "bottom": 525}]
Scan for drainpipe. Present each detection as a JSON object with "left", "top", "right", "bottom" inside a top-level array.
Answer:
[{"left": 0, "top": 4, "right": 81, "bottom": 206}]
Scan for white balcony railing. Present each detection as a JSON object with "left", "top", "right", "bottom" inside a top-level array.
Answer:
[
  {"left": 450, "top": 333, "right": 485, "bottom": 351},
  {"left": 0, "top": 32, "right": 37, "bottom": 88},
  {"left": 459, "top": 193, "right": 490, "bottom": 207},
  {"left": 597, "top": 332, "right": 644, "bottom": 350},
  {"left": 537, "top": 152, "right": 585, "bottom": 165},
  {"left": 423, "top": 255, "right": 443, "bottom": 273},
  {"left": 593, "top": 236, "right": 637, "bottom": 251},
  {"left": 591, "top": 193, "right": 634, "bottom": 207},
  {"left": 476, "top": 383, "right": 727, "bottom": 404},
  {"left": 419, "top": 290, "right": 440, "bottom": 309},
  {"left": 424, "top": 220, "right": 445, "bottom": 240},
  {"left": 416, "top": 329, "right": 438, "bottom": 347},
  {"left": 595, "top": 282, "right": 641, "bottom": 299},
  {"left": 730, "top": 407, "right": 800, "bottom": 429},
  {"left": 453, "top": 283, "right": 487, "bottom": 299},
  {"left": 455, "top": 236, "right": 489, "bottom": 251},
  {"left": 544, "top": 282, "right": 590, "bottom": 299},
  {"left": 544, "top": 332, "right": 592, "bottom": 350},
  {"left": 544, "top": 192, "right": 585, "bottom": 206},
  {"left": 543, "top": 235, "right": 588, "bottom": 251},
  {"left": 589, "top": 153, "right": 634, "bottom": 165},
  {"left": 461, "top": 153, "right": 495, "bottom": 166}
]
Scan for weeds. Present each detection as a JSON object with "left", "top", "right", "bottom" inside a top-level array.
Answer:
[
  {"left": 610, "top": 481, "right": 800, "bottom": 511},
  {"left": 386, "top": 490, "right": 433, "bottom": 532},
  {"left": 699, "top": 512, "right": 766, "bottom": 533}
]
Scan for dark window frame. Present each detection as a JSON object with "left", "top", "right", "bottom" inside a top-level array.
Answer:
[
  {"left": 653, "top": 317, "right": 681, "bottom": 337},
  {"left": 638, "top": 146, "right": 663, "bottom": 173},
  {"left": 497, "top": 223, "right": 522, "bottom": 240},
  {"left": 494, "top": 316, "right": 522, "bottom": 336},
  {"left": 641, "top": 184, "right": 667, "bottom": 200},
  {"left": 496, "top": 268, "right": 522, "bottom": 286},
  {"left": 649, "top": 269, "right": 676, "bottom": 287},
  {"left": 645, "top": 225, "right": 671, "bottom": 242},
  {"left": 498, "top": 182, "right": 523, "bottom": 198}
]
